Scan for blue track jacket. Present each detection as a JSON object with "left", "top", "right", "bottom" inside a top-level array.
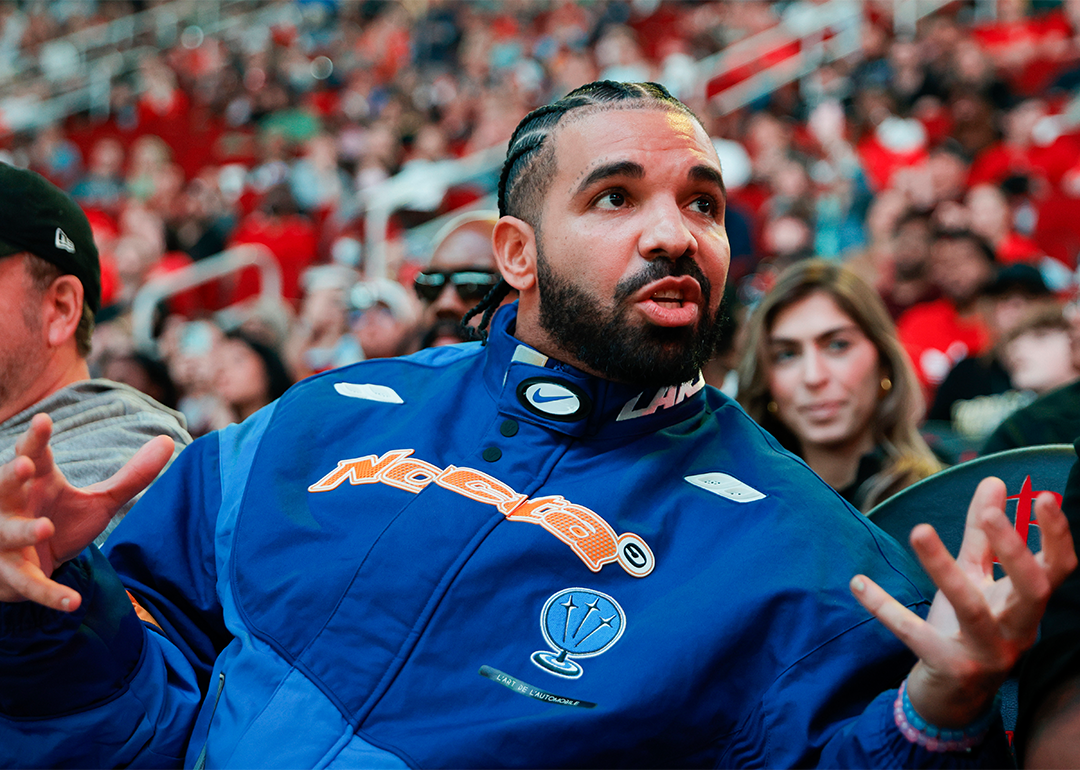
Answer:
[{"left": 0, "top": 305, "right": 1012, "bottom": 768}]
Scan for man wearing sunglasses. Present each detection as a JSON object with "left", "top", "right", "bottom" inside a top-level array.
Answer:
[{"left": 414, "top": 210, "right": 512, "bottom": 348}]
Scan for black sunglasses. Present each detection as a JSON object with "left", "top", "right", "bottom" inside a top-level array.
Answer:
[{"left": 414, "top": 270, "right": 499, "bottom": 303}]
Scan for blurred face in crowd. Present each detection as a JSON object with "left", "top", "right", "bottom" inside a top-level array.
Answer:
[
  {"left": 966, "top": 185, "right": 1011, "bottom": 243},
  {"left": 214, "top": 337, "right": 271, "bottom": 419},
  {"left": 502, "top": 107, "right": 730, "bottom": 387},
  {"left": 930, "top": 236, "right": 993, "bottom": 307},
  {"left": 1005, "top": 326, "right": 1078, "bottom": 395},
  {"left": 989, "top": 292, "right": 1050, "bottom": 339},
  {"left": 892, "top": 216, "right": 932, "bottom": 277},
  {"left": 354, "top": 303, "right": 414, "bottom": 359},
  {"left": 416, "top": 220, "right": 499, "bottom": 348},
  {"left": 767, "top": 291, "right": 882, "bottom": 455}
]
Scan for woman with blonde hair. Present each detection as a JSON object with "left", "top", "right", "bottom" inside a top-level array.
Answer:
[{"left": 738, "top": 259, "right": 940, "bottom": 511}]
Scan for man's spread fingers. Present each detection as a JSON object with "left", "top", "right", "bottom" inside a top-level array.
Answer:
[
  {"left": 0, "top": 517, "right": 52, "bottom": 551},
  {"left": 1034, "top": 493, "right": 1078, "bottom": 587},
  {"left": 91, "top": 435, "right": 174, "bottom": 509},
  {"left": 956, "top": 477, "right": 1006, "bottom": 570},
  {"left": 1, "top": 557, "right": 80, "bottom": 611},
  {"left": 850, "top": 574, "right": 933, "bottom": 657},
  {"left": 13, "top": 414, "right": 53, "bottom": 463},
  {"left": 911, "top": 523, "right": 994, "bottom": 635}
]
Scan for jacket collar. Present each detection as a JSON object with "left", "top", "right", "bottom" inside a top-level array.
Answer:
[{"left": 481, "top": 303, "right": 708, "bottom": 439}]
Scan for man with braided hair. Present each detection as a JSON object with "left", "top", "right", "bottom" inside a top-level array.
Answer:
[{"left": 0, "top": 82, "right": 1073, "bottom": 768}]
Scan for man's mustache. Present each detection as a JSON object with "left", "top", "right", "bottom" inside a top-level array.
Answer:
[
  {"left": 613, "top": 256, "right": 711, "bottom": 306},
  {"left": 420, "top": 318, "right": 472, "bottom": 348}
]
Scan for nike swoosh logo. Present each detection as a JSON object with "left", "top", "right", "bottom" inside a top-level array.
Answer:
[{"left": 532, "top": 392, "right": 573, "bottom": 403}]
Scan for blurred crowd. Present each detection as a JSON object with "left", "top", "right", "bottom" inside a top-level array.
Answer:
[{"left": 3, "top": 0, "right": 1080, "bottom": 480}]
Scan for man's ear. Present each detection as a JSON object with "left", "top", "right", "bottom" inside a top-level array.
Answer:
[
  {"left": 44, "top": 275, "right": 84, "bottom": 348},
  {"left": 493, "top": 216, "right": 537, "bottom": 293}
]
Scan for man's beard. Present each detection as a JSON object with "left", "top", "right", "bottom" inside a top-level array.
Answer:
[
  {"left": 420, "top": 318, "right": 471, "bottom": 348},
  {"left": 0, "top": 302, "right": 45, "bottom": 416},
  {"left": 536, "top": 249, "right": 723, "bottom": 388}
]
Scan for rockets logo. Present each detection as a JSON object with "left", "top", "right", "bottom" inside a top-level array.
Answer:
[{"left": 309, "top": 450, "right": 655, "bottom": 577}]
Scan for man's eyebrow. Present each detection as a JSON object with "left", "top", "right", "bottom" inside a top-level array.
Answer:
[
  {"left": 574, "top": 161, "right": 645, "bottom": 196},
  {"left": 689, "top": 164, "right": 726, "bottom": 199}
]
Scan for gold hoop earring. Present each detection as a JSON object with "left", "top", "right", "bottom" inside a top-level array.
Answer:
[
  {"left": 767, "top": 400, "right": 779, "bottom": 414},
  {"left": 880, "top": 377, "right": 892, "bottom": 393}
]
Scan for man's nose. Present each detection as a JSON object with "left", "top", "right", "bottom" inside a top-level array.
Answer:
[
  {"left": 431, "top": 282, "right": 467, "bottom": 316},
  {"left": 638, "top": 199, "right": 696, "bottom": 261}
]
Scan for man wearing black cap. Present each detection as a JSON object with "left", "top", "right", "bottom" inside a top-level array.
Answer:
[
  {"left": 926, "top": 262, "right": 1057, "bottom": 454},
  {"left": 0, "top": 163, "right": 190, "bottom": 540}
]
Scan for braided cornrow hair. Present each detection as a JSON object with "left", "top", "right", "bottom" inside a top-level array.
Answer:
[{"left": 464, "top": 80, "right": 703, "bottom": 342}]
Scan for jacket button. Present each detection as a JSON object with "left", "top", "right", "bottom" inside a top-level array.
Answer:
[
  {"left": 500, "top": 419, "right": 519, "bottom": 437},
  {"left": 482, "top": 447, "right": 502, "bottom": 462}
]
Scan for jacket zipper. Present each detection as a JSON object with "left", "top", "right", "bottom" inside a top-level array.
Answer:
[{"left": 193, "top": 672, "right": 225, "bottom": 770}]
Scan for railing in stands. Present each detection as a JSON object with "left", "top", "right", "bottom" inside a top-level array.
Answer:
[
  {"left": 130, "top": 243, "right": 286, "bottom": 357},
  {"left": 0, "top": 0, "right": 297, "bottom": 132}
]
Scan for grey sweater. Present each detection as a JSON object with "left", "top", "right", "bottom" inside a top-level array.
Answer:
[{"left": 0, "top": 379, "right": 192, "bottom": 544}]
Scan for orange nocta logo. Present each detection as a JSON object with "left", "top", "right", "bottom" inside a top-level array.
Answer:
[{"left": 308, "top": 449, "right": 655, "bottom": 577}]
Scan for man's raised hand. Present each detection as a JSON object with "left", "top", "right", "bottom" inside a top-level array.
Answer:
[
  {"left": 851, "top": 476, "right": 1077, "bottom": 728},
  {"left": 0, "top": 413, "right": 174, "bottom": 612}
]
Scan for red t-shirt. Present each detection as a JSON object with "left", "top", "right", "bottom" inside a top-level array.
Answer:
[{"left": 896, "top": 298, "right": 992, "bottom": 401}]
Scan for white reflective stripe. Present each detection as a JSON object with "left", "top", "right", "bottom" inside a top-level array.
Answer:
[
  {"left": 511, "top": 345, "right": 549, "bottom": 367},
  {"left": 334, "top": 382, "right": 404, "bottom": 404},
  {"left": 684, "top": 473, "right": 766, "bottom": 502}
]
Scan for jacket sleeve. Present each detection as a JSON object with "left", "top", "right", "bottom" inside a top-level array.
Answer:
[
  {"left": 716, "top": 608, "right": 1014, "bottom": 769},
  {"left": 0, "top": 430, "right": 230, "bottom": 769}
]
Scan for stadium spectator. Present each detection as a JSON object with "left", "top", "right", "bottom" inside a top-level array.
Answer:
[
  {"left": 213, "top": 330, "right": 292, "bottom": 425},
  {"left": 1001, "top": 305, "right": 1080, "bottom": 398},
  {"left": 982, "top": 302, "right": 1080, "bottom": 454},
  {"left": 0, "top": 163, "right": 189, "bottom": 543},
  {"left": 70, "top": 137, "right": 126, "bottom": 216},
  {"left": 284, "top": 264, "right": 363, "bottom": 380},
  {"left": 896, "top": 229, "right": 996, "bottom": 400},
  {"left": 414, "top": 210, "right": 505, "bottom": 349},
  {"left": 349, "top": 277, "right": 419, "bottom": 359},
  {"left": 739, "top": 259, "right": 939, "bottom": 512},
  {"left": 927, "top": 263, "right": 1055, "bottom": 447}
]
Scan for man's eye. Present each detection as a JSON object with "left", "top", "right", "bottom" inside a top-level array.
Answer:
[
  {"left": 690, "top": 196, "right": 716, "bottom": 215},
  {"left": 595, "top": 191, "right": 626, "bottom": 209}
]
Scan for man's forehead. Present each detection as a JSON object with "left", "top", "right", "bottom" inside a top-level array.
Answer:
[{"left": 553, "top": 106, "right": 721, "bottom": 180}]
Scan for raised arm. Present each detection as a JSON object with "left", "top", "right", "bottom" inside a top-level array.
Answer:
[
  {"left": 0, "top": 413, "right": 173, "bottom": 611},
  {"left": 852, "top": 476, "right": 1078, "bottom": 733}
]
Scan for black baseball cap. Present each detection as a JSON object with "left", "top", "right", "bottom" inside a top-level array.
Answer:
[
  {"left": 0, "top": 163, "right": 101, "bottom": 312},
  {"left": 985, "top": 263, "right": 1051, "bottom": 298}
]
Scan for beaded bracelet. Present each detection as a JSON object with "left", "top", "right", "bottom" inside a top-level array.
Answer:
[{"left": 893, "top": 678, "right": 999, "bottom": 752}]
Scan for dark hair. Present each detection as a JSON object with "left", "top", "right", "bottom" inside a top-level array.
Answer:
[
  {"left": 226, "top": 330, "right": 293, "bottom": 403},
  {"left": 932, "top": 228, "right": 997, "bottom": 264},
  {"left": 465, "top": 80, "right": 704, "bottom": 341},
  {"left": 497, "top": 80, "right": 702, "bottom": 224}
]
